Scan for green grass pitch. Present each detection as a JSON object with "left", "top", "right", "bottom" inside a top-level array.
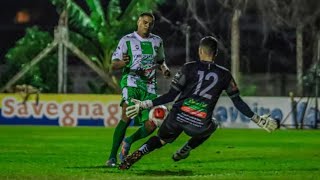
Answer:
[{"left": 0, "top": 126, "right": 319, "bottom": 180}]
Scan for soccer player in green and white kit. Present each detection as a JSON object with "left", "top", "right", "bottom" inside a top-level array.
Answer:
[{"left": 106, "top": 12, "right": 171, "bottom": 167}]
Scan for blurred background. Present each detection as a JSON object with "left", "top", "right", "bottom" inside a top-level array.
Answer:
[{"left": 0, "top": 0, "right": 319, "bottom": 97}]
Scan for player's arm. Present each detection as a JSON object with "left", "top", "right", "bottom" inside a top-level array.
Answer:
[
  {"left": 225, "top": 77, "right": 278, "bottom": 132},
  {"left": 231, "top": 95, "right": 277, "bottom": 132},
  {"left": 152, "top": 87, "right": 180, "bottom": 106},
  {"left": 112, "top": 55, "right": 130, "bottom": 70},
  {"left": 160, "top": 61, "right": 171, "bottom": 78},
  {"left": 230, "top": 95, "right": 254, "bottom": 117},
  {"left": 150, "top": 65, "right": 187, "bottom": 107},
  {"left": 126, "top": 66, "right": 187, "bottom": 117},
  {"left": 132, "top": 68, "right": 186, "bottom": 108},
  {"left": 127, "top": 87, "right": 179, "bottom": 118},
  {"left": 111, "top": 38, "right": 130, "bottom": 70},
  {"left": 156, "top": 41, "right": 171, "bottom": 78}
]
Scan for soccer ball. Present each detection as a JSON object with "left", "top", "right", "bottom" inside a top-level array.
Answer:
[{"left": 149, "top": 105, "right": 169, "bottom": 127}]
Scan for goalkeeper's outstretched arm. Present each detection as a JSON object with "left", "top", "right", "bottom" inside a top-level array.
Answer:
[
  {"left": 230, "top": 95, "right": 254, "bottom": 118},
  {"left": 126, "top": 87, "right": 180, "bottom": 118},
  {"left": 137, "top": 87, "right": 180, "bottom": 109},
  {"left": 152, "top": 87, "right": 180, "bottom": 106},
  {"left": 230, "top": 95, "right": 278, "bottom": 132}
]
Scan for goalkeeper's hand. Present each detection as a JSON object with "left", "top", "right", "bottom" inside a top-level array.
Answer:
[
  {"left": 125, "top": 99, "right": 153, "bottom": 118},
  {"left": 251, "top": 114, "right": 278, "bottom": 132}
]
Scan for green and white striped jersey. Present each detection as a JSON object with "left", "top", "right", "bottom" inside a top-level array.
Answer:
[{"left": 112, "top": 31, "right": 165, "bottom": 94}]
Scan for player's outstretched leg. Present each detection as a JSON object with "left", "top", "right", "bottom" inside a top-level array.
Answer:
[
  {"left": 119, "top": 138, "right": 131, "bottom": 162},
  {"left": 119, "top": 150, "right": 143, "bottom": 170},
  {"left": 172, "top": 142, "right": 192, "bottom": 162},
  {"left": 172, "top": 134, "right": 212, "bottom": 162},
  {"left": 119, "top": 117, "right": 156, "bottom": 162},
  {"left": 118, "top": 136, "right": 164, "bottom": 170}
]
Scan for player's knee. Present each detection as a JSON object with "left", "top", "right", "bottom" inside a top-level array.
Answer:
[
  {"left": 147, "top": 136, "right": 164, "bottom": 149},
  {"left": 145, "top": 120, "right": 157, "bottom": 132},
  {"left": 121, "top": 113, "right": 130, "bottom": 122},
  {"left": 159, "top": 139, "right": 167, "bottom": 145}
]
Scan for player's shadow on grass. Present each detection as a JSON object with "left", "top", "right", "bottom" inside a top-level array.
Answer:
[
  {"left": 66, "top": 165, "right": 106, "bottom": 169},
  {"left": 66, "top": 166, "right": 124, "bottom": 174},
  {"left": 134, "top": 169, "right": 193, "bottom": 176},
  {"left": 66, "top": 166, "right": 193, "bottom": 176}
]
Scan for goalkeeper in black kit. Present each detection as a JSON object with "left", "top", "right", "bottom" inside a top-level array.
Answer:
[{"left": 119, "top": 36, "right": 278, "bottom": 170}]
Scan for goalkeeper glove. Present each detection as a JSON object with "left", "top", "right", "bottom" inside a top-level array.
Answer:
[
  {"left": 125, "top": 99, "right": 153, "bottom": 118},
  {"left": 251, "top": 114, "right": 278, "bottom": 132}
]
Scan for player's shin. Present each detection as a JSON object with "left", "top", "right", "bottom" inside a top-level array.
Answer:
[
  {"left": 108, "top": 120, "right": 129, "bottom": 160},
  {"left": 139, "top": 136, "right": 164, "bottom": 154},
  {"left": 188, "top": 135, "right": 210, "bottom": 149},
  {"left": 118, "top": 136, "right": 164, "bottom": 169}
]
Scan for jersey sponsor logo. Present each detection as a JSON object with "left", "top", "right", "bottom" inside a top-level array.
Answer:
[
  {"left": 180, "top": 106, "right": 207, "bottom": 119},
  {"left": 141, "top": 54, "right": 154, "bottom": 60},
  {"left": 181, "top": 98, "right": 208, "bottom": 119},
  {"left": 132, "top": 54, "right": 154, "bottom": 61}
]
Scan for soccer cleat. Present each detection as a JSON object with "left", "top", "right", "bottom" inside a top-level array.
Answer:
[
  {"left": 172, "top": 144, "right": 192, "bottom": 162},
  {"left": 118, "top": 150, "right": 143, "bottom": 170},
  {"left": 119, "top": 139, "right": 131, "bottom": 163},
  {"left": 105, "top": 158, "right": 117, "bottom": 168}
]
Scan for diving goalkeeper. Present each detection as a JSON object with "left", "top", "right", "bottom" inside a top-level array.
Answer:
[{"left": 119, "top": 36, "right": 278, "bottom": 170}]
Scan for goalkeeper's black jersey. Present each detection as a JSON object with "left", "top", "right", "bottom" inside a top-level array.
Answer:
[{"left": 170, "top": 60, "right": 239, "bottom": 127}]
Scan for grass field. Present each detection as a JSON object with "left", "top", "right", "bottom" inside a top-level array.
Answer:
[{"left": 0, "top": 126, "right": 319, "bottom": 180}]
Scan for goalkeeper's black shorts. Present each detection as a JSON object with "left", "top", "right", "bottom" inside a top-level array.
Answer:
[{"left": 157, "top": 108, "right": 218, "bottom": 143}]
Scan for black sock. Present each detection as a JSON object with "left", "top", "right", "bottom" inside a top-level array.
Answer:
[{"left": 139, "top": 136, "right": 163, "bottom": 155}]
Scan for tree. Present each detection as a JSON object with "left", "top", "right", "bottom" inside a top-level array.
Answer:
[
  {"left": 167, "top": 0, "right": 257, "bottom": 94},
  {"left": 1, "top": 27, "right": 59, "bottom": 93},
  {"left": 217, "top": 0, "right": 250, "bottom": 86},
  {"left": 257, "top": 0, "right": 320, "bottom": 96}
]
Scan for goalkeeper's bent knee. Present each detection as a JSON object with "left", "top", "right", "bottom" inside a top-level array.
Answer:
[{"left": 147, "top": 136, "right": 164, "bottom": 149}]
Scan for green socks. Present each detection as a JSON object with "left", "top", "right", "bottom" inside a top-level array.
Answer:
[
  {"left": 108, "top": 120, "right": 128, "bottom": 160},
  {"left": 125, "top": 125, "right": 154, "bottom": 144}
]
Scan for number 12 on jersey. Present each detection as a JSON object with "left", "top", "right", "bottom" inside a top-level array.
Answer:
[{"left": 193, "top": 71, "right": 218, "bottom": 100}]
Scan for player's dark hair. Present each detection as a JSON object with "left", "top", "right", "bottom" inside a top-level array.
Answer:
[
  {"left": 199, "top": 36, "right": 218, "bottom": 56},
  {"left": 139, "top": 12, "right": 155, "bottom": 21}
]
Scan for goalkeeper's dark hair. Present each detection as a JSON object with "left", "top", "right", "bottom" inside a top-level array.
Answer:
[
  {"left": 199, "top": 36, "right": 218, "bottom": 57},
  {"left": 139, "top": 12, "right": 155, "bottom": 21}
]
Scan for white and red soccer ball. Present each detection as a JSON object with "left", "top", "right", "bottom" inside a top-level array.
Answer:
[{"left": 149, "top": 105, "right": 169, "bottom": 127}]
